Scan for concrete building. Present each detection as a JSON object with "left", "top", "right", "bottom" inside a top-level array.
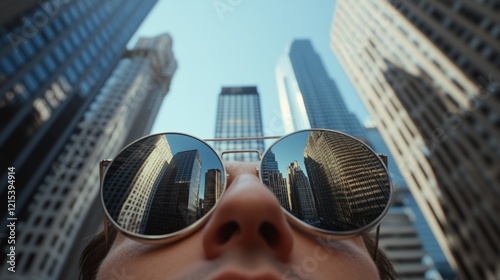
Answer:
[{"left": 330, "top": 0, "right": 500, "bottom": 278}]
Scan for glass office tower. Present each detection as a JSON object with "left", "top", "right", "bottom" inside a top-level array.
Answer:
[
  {"left": 276, "top": 39, "right": 366, "bottom": 140},
  {"left": 331, "top": 0, "right": 499, "bottom": 279},
  {"left": 0, "top": 0, "right": 175, "bottom": 274},
  {"left": 214, "top": 86, "right": 265, "bottom": 161}
]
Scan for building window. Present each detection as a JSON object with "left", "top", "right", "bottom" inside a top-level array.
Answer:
[
  {"left": 70, "top": 31, "right": 80, "bottom": 46},
  {"left": 42, "top": 25, "right": 56, "bottom": 40},
  {"left": 73, "top": 57, "right": 84, "bottom": 75},
  {"left": 33, "top": 63, "right": 48, "bottom": 82},
  {"left": 20, "top": 40, "right": 36, "bottom": 58},
  {"left": 43, "top": 54, "right": 57, "bottom": 72},
  {"left": 61, "top": 10, "right": 72, "bottom": 25},
  {"left": 53, "top": 45, "right": 65, "bottom": 63},
  {"left": 53, "top": 17, "right": 64, "bottom": 32},
  {"left": 65, "top": 66, "right": 77, "bottom": 84},
  {"left": 23, "top": 73, "right": 39, "bottom": 92},
  {"left": 10, "top": 49, "right": 26, "bottom": 66},
  {"left": 32, "top": 33, "right": 45, "bottom": 49},
  {"left": 33, "top": 98, "right": 52, "bottom": 122},
  {"left": 62, "top": 37, "right": 73, "bottom": 53},
  {"left": 458, "top": 5, "right": 483, "bottom": 25},
  {"left": 0, "top": 56, "right": 16, "bottom": 75}
]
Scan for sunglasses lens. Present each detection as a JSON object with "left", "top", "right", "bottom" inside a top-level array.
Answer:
[
  {"left": 260, "top": 130, "right": 391, "bottom": 233},
  {"left": 102, "top": 133, "right": 225, "bottom": 238}
]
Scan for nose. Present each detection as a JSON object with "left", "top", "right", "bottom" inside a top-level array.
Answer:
[{"left": 202, "top": 174, "right": 294, "bottom": 262}]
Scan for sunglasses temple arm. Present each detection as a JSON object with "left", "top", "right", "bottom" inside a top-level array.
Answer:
[
  {"left": 373, "top": 224, "right": 381, "bottom": 261},
  {"left": 372, "top": 154, "right": 387, "bottom": 262},
  {"left": 99, "top": 159, "right": 112, "bottom": 247}
]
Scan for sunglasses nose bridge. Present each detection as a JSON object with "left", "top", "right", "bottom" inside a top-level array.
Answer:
[{"left": 220, "top": 149, "right": 262, "bottom": 161}]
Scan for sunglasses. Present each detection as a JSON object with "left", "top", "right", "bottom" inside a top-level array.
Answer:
[{"left": 100, "top": 129, "right": 393, "bottom": 249}]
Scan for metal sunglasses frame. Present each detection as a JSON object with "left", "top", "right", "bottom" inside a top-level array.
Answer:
[{"left": 99, "top": 129, "right": 392, "bottom": 260}]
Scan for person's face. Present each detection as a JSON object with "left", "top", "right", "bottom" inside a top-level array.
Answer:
[{"left": 97, "top": 162, "right": 379, "bottom": 280}]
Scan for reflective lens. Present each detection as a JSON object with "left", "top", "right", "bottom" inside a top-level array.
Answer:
[
  {"left": 101, "top": 133, "right": 225, "bottom": 238},
  {"left": 260, "top": 129, "right": 392, "bottom": 234}
]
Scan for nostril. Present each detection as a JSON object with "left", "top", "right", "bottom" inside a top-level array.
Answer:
[
  {"left": 259, "top": 222, "right": 280, "bottom": 248},
  {"left": 217, "top": 221, "right": 240, "bottom": 244}
]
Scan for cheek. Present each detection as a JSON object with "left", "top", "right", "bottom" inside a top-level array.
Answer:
[
  {"left": 288, "top": 235, "right": 379, "bottom": 279},
  {"left": 97, "top": 232, "right": 206, "bottom": 280}
]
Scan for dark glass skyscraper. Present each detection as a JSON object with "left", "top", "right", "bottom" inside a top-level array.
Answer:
[
  {"left": 214, "top": 86, "right": 265, "bottom": 161},
  {"left": 276, "top": 39, "right": 366, "bottom": 140},
  {"left": 0, "top": 1, "right": 172, "bottom": 278}
]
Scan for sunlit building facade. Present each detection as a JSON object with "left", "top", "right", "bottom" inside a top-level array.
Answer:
[
  {"left": 203, "top": 168, "right": 223, "bottom": 215},
  {"left": 287, "top": 161, "right": 318, "bottom": 224},
  {"left": 261, "top": 151, "right": 291, "bottom": 211},
  {"left": 214, "top": 86, "right": 265, "bottom": 161},
  {"left": 331, "top": 0, "right": 500, "bottom": 278},
  {"left": 0, "top": 30, "right": 176, "bottom": 279},
  {"left": 103, "top": 136, "right": 172, "bottom": 232},
  {"left": 145, "top": 150, "right": 202, "bottom": 234}
]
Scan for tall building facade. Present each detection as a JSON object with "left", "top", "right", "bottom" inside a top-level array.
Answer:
[
  {"left": 0, "top": 30, "right": 176, "bottom": 279},
  {"left": 213, "top": 86, "right": 265, "bottom": 161},
  {"left": 277, "top": 39, "right": 448, "bottom": 278},
  {"left": 275, "top": 39, "right": 366, "bottom": 139},
  {"left": 330, "top": 0, "right": 500, "bottom": 279},
  {"left": 366, "top": 126, "right": 453, "bottom": 279}
]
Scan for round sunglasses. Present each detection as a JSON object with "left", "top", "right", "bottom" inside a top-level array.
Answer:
[{"left": 100, "top": 129, "right": 393, "bottom": 246}]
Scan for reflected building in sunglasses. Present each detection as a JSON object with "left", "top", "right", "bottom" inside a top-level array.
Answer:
[
  {"left": 214, "top": 86, "right": 265, "bottom": 161},
  {"left": 261, "top": 150, "right": 291, "bottom": 211},
  {"left": 303, "top": 130, "right": 390, "bottom": 231},
  {"left": 203, "top": 169, "right": 224, "bottom": 216},
  {"left": 287, "top": 161, "right": 319, "bottom": 225},
  {"left": 103, "top": 135, "right": 173, "bottom": 233},
  {"left": 144, "top": 149, "right": 202, "bottom": 235},
  {"left": 331, "top": 0, "right": 499, "bottom": 279}
]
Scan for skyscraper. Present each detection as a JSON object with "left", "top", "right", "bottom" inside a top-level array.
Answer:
[
  {"left": 331, "top": 0, "right": 499, "bottom": 279},
  {"left": 0, "top": 29, "right": 176, "bottom": 280},
  {"left": 277, "top": 38, "right": 447, "bottom": 278},
  {"left": 275, "top": 39, "right": 366, "bottom": 139},
  {"left": 213, "top": 86, "right": 265, "bottom": 161}
]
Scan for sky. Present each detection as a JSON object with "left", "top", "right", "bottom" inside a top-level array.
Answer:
[{"left": 128, "top": 0, "right": 371, "bottom": 142}]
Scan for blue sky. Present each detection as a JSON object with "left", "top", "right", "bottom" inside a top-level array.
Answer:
[{"left": 128, "top": 0, "right": 370, "bottom": 142}]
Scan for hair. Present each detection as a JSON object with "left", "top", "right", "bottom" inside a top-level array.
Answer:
[{"left": 79, "top": 226, "right": 398, "bottom": 280}]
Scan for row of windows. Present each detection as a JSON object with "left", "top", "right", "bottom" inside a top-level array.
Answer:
[
  {"left": 1, "top": 0, "right": 142, "bottom": 113},
  {"left": 0, "top": 0, "right": 128, "bottom": 84}
]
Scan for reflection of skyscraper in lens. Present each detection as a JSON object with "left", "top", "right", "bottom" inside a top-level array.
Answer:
[
  {"left": 203, "top": 168, "right": 223, "bottom": 215},
  {"left": 303, "top": 131, "right": 390, "bottom": 230},
  {"left": 103, "top": 135, "right": 173, "bottom": 233},
  {"left": 262, "top": 151, "right": 291, "bottom": 211},
  {"left": 145, "top": 150, "right": 202, "bottom": 234},
  {"left": 287, "top": 161, "right": 318, "bottom": 225}
]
